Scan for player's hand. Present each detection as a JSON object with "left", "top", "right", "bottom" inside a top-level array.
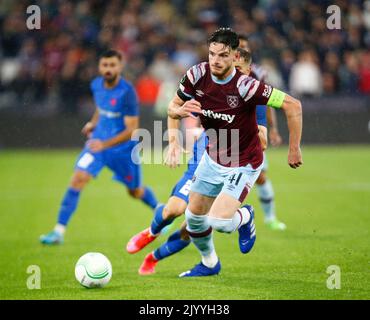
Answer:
[
  {"left": 178, "top": 99, "right": 202, "bottom": 119},
  {"left": 164, "top": 143, "right": 188, "bottom": 168},
  {"left": 288, "top": 147, "right": 303, "bottom": 169},
  {"left": 269, "top": 128, "right": 283, "bottom": 147},
  {"left": 87, "top": 139, "right": 105, "bottom": 153},
  {"left": 81, "top": 122, "right": 95, "bottom": 138}
]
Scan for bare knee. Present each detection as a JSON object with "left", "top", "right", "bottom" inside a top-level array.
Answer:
[
  {"left": 70, "top": 171, "right": 91, "bottom": 190},
  {"left": 188, "top": 192, "right": 214, "bottom": 214},
  {"left": 256, "top": 170, "right": 266, "bottom": 185},
  {"left": 128, "top": 187, "right": 144, "bottom": 199},
  {"left": 163, "top": 197, "right": 187, "bottom": 219}
]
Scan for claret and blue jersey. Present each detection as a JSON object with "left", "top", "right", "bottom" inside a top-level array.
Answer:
[{"left": 171, "top": 105, "right": 267, "bottom": 202}]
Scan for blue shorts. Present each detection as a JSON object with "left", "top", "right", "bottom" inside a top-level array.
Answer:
[
  {"left": 75, "top": 147, "right": 142, "bottom": 190},
  {"left": 170, "top": 173, "right": 193, "bottom": 203},
  {"left": 191, "top": 152, "right": 263, "bottom": 203}
]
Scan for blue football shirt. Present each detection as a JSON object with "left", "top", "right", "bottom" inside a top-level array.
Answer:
[
  {"left": 256, "top": 105, "right": 267, "bottom": 127},
  {"left": 186, "top": 131, "right": 207, "bottom": 176},
  {"left": 90, "top": 76, "right": 139, "bottom": 150}
]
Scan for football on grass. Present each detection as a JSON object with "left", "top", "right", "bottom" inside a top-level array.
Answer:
[{"left": 75, "top": 252, "right": 112, "bottom": 288}]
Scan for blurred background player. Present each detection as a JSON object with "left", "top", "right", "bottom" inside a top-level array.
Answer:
[
  {"left": 127, "top": 49, "right": 269, "bottom": 275},
  {"left": 239, "top": 34, "right": 286, "bottom": 231},
  {"left": 40, "top": 50, "right": 158, "bottom": 245}
]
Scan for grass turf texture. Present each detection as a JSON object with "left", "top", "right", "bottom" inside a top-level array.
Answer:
[{"left": 0, "top": 146, "right": 369, "bottom": 300}]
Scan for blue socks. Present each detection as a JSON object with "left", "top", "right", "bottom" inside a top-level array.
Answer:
[
  {"left": 150, "top": 204, "right": 174, "bottom": 235},
  {"left": 57, "top": 186, "right": 157, "bottom": 227},
  {"left": 153, "top": 230, "right": 190, "bottom": 260},
  {"left": 57, "top": 188, "right": 81, "bottom": 226},
  {"left": 141, "top": 186, "right": 158, "bottom": 209}
]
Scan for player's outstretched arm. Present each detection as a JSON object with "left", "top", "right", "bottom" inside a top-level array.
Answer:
[
  {"left": 81, "top": 108, "right": 99, "bottom": 137},
  {"left": 164, "top": 116, "right": 188, "bottom": 168},
  {"left": 168, "top": 94, "right": 202, "bottom": 120},
  {"left": 267, "top": 108, "right": 282, "bottom": 147},
  {"left": 167, "top": 116, "right": 181, "bottom": 145},
  {"left": 263, "top": 86, "right": 302, "bottom": 168},
  {"left": 105, "top": 116, "right": 139, "bottom": 148},
  {"left": 280, "top": 94, "right": 303, "bottom": 169},
  {"left": 87, "top": 116, "right": 139, "bottom": 152},
  {"left": 258, "top": 125, "right": 268, "bottom": 151}
]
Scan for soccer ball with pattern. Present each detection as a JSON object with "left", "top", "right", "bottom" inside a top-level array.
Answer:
[{"left": 75, "top": 252, "right": 112, "bottom": 288}]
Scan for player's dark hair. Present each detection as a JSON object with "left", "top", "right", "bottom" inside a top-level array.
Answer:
[
  {"left": 208, "top": 27, "right": 239, "bottom": 50},
  {"left": 236, "top": 48, "right": 252, "bottom": 65},
  {"left": 238, "top": 34, "right": 249, "bottom": 42},
  {"left": 99, "top": 49, "right": 122, "bottom": 61}
]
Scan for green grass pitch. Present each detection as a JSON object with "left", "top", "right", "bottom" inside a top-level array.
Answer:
[{"left": 0, "top": 146, "right": 369, "bottom": 300}]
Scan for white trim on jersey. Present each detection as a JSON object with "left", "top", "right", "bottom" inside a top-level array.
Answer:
[
  {"left": 186, "top": 62, "right": 207, "bottom": 86},
  {"left": 237, "top": 76, "right": 261, "bottom": 102},
  {"left": 244, "top": 80, "right": 260, "bottom": 102}
]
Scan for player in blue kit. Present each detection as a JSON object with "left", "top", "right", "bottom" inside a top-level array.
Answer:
[
  {"left": 126, "top": 124, "right": 207, "bottom": 270},
  {"left": 40, "top": 50, "right": 158, "bottom": 245},
  {"left": 126, "top": 49, "right": 269, "bottom": 275}
]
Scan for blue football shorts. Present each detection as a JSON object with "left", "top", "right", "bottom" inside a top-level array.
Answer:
[
  {"left": 75, "top": 146, "right": 142, "bottom": 190},
  {"left": 170, "top": 173, "right": 194, "bottom": 203}
]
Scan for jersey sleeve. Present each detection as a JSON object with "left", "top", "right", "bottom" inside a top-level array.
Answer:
[
  {"left": 238, "top": 75, "right": 286, "bottom": 109},
  {"left": 256, "top": 105, "right": 267, "bottom": 127},
  {"left": 124, "top": 85, "right": 139, "bottom": 116},
  {"left": 177, "top": 74, "right": 195, "bottom": 101},
  {"left": 176, "top": 63, "right": 207, "bottom": 101}
]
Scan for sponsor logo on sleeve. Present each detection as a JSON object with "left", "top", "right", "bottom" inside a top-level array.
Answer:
[{"left": 262, "top": 85, "right": 272, "bottom": 98}]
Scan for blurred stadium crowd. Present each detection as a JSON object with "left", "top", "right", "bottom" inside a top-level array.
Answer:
[{"left": 0, "top": 0, "right": 369, "bottom": 115}]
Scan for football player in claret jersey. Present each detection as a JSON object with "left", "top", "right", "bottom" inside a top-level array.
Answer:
[
  {"left": 125, "top": 49, "right": 267, "bottom": 276},
  {"left": 40, "top": 50, "right": 158, "bottom": 245},
  {"left": 168, "top": 27, "right": 303, "bottom": 277},
  {"left": 238, "top": 34, "right": 286, "bottom": 231},
  {"left": 126, "top": 50, "right": 268, "bottom": 276}
]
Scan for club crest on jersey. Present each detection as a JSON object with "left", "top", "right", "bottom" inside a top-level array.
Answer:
[{"left": 226, "top": 95, "right": 239, "bottom": 108}]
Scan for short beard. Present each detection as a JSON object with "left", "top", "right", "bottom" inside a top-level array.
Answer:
[
  {"left": 104, "top": 74, "right": 117, "bottom": 84},
  {"left": 211, "top": 64, "right": 232, "bottom": 79}
]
